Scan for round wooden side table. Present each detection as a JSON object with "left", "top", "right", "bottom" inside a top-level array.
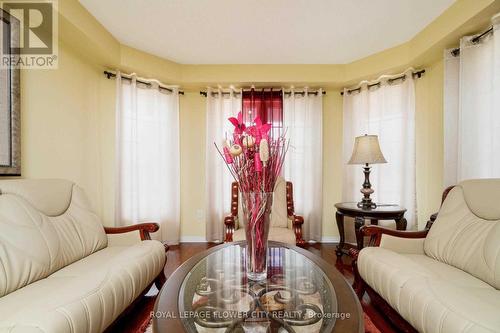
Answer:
[{"left": 335, "top": 202, "right": 407, "bottom": 257}]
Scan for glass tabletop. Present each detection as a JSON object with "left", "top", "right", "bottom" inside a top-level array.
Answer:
[{"left": 178, "top": 243, "right": 338, "bottom": 333}]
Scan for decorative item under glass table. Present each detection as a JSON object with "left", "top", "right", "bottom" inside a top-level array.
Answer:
[{"left": 153, "top": 241, "right": 363, "bottom": 333}]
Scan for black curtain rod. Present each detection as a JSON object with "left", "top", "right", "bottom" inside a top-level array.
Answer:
[
  {"left": 200, "top": 89, "right": 326, "bottom": 97},
  {"left": 450, "top": 26, "right": 494, "bottom": 57},
  {"left": 340, "top": 69, "right": 425, "bottom": 96},
  {"left": 200, "top": 91, "right": 237, "bottom": 97},
  {"left": 284, "top": 90, "right": 326, "bottom": 96},
  {"left": 103, "top": 71, "right": 184, "bottom": 95}
]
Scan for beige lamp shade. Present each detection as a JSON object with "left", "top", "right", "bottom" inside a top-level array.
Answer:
[{"left": 348, "top": 134, "right": 387, "bottom": 165}]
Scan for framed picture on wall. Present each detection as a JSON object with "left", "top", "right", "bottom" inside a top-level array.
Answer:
[{"left": 0, "top": 8, "right": 20, "bottom": 176}]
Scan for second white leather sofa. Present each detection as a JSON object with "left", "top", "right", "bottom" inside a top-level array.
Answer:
[{"left": 354, "top": 179, "right": 500, "bottom": 333}]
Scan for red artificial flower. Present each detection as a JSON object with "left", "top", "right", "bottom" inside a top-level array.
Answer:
[
  {"left": 246, "top": 116, "right": 271, "bottom": 141},
  {"left": 228, "top": 111, "right": 246, "bottom": 135}
]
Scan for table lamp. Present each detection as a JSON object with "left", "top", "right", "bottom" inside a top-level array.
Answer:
[{"left": 348, "top": 134, "right": 387, "bottom": 209}]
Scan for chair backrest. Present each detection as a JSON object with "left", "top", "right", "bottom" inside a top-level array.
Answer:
[
  {"left": 424, "top": 179, "right": 500, "bottom": 289},
  {"left": 235, "top": 177, "right": 290, "bottom": 228},
  {"left": 270, "top": 177, "right": 289, "bottom": 228},
  {"left": 0, "top": 179, "right": 107, "bottom": 297}
]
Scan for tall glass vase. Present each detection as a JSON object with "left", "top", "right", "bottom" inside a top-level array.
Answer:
[{"left": 240, "top": 192, "right": 273, "bottom": 281}]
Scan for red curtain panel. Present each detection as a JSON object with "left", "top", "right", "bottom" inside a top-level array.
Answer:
[{"left": 242, "top": 89, "right": 283, "bottom": 138}]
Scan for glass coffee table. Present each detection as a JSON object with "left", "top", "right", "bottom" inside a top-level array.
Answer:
[{"left": 153, "top": 241, "right": 363, "bottom": 333}]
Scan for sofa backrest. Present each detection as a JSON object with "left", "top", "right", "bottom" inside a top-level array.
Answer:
[
  {"left": 424, "top": 179, "right": 500, "bottom": 289},
  {"left": 0, "top": 179, "right": 107, "bottom": 297}
]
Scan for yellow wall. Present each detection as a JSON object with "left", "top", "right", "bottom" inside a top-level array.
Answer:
[
  {"left": 179, "top": 93, "right": 207, "bottom": 240},
  {"left": 321, "top": 91, "right": 344, "bottom": 239},
  {"left": 16, "top": 0, "right": 498, "bottom": 240},
  {"left": 20, "top": 41, "right": 116, "bottom": 226},
  {"left": 415, "top": 59, "right": 445, "bottom": 229},
  {"left": 97, "top": 73, "right": 117, "bottom": 226},
  {"left": 19, "top": 0, "right": 120, "bottom": 225}
]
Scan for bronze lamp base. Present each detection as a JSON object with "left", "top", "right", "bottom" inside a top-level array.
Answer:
[{"left": 357, "top": 163, "right": 377, "bottom": 210}]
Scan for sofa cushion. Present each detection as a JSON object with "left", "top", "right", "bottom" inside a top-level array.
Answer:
[
  {"left": 358, "top": 247, "right": 500, "bottom": 333},
  {"left": 424, "top": 180, "right": 500, "bottom": 289},
  {"left": 233, "top": 227, "right": 296, "bottom": 245},
  {"left": 0, "top": 180, "right": 107, "bottom": 297},
  {"left": 0, "top": 240, "right": 165, "bottom": 333}
]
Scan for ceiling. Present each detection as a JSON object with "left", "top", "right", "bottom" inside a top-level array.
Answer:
[{"left": 80, "top": 0, "right": 455, "bottom": 65}]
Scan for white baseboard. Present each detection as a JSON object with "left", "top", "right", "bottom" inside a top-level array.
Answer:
[
  {"left": 179, "top": 236, "right": 207, "bottom": 243},
  {"left": 179, "top": 236, "right": 340, "bottom": 243},
  {"left": 319, "top": 236, "right": 340, "bottom": 243}
]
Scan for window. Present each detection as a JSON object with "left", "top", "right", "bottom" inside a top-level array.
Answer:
[
  {"left": 242, "top": 89, "right": 283, "bottom": 138},
  {"left": 115, "top": 75, "right": 180, "bottom": 244}
]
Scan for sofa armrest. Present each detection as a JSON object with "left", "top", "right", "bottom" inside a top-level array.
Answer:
[
  {"left": 379, "top": 234, "right": 426, "bottom": 254},
  {"left": 104, "top": 222, "right": 159, "bottom": 243},
  {"left": 361, "top": 225, "right": 428, "bottom": 254}
]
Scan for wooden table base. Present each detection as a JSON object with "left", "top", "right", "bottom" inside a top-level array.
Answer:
[{"left": 334, "top": 203, "right": 407, "bottom": 257}]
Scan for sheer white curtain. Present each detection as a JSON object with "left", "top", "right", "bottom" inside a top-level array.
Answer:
[
  {"left": 206, "top": 88, "right": 242, "bottom": 242},
  {"left": 115, "top": 73, "right": 180, "bottom": 244},
  {"left": 342, "top": 69, "right": 417, "bottom": 229},
  {"left": 444, "top": 14, "right": 500, "bottom": 186},
  {"left": 283, "top": 88, "right": 323, "bottom": 241}
]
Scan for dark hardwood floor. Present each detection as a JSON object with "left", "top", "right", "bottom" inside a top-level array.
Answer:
[{"left": 111, "top": 243, "right": 398, "bottom": 333}]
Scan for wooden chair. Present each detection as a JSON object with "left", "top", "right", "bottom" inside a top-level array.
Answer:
[{"left": 224, "top": 178, "right": 306, "bottom": 246}]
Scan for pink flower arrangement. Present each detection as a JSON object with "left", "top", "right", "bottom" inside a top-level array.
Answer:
[
  {"left": 215, "top": 111, "right": 288, "bottom": 280},
  {"left": 216, "top": 112, "right": 288, "bottom": 193}
]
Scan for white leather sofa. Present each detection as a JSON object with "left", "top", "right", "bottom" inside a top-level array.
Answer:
[
  {"left": 354, "top": 179, "right": 500, "bottom": 333},
  {"left": 0, "top": 179, "right": 167, "bottom": 333}
]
